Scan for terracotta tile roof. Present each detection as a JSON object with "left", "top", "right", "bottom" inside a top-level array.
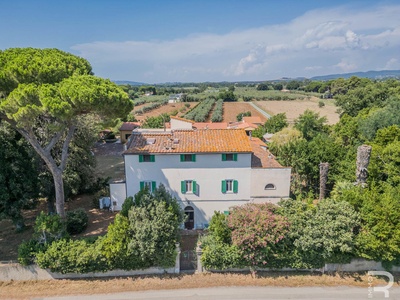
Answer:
[
  {"left": 119, "top": 122, "right": 140, "bottom": 131},
  {"left": 250, "top": 138, "right": 284, "bottom": 168},
  {"left": 193, "top": 122, "right": 228, "bottom": 129},
  {"left": 170, "top": 115, "right": 195, "bottom": 124},
  {"left": 124, "top": 129, "right": 253, "bottom": 154},
  {"left": 243, "top": 116, "right": 263, "bottom": 124}
]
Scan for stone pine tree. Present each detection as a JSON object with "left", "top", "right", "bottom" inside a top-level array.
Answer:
[{"left": 0, "top": 48, "right": 133, "bottom": 217}]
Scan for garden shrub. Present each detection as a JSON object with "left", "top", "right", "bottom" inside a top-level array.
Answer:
[
  {"left": 18, "top": 239, "right": 46, "bottom": 266},
  {"left": 200, "top": 234, "right": 242, "bottom": 270},
  {"left": 34, "top": 211, "right": 67, "bottom": 244},
  {"left": 66, "top": 208, "right": 88, "bottom": 235},
  {"left": 36, "top": 239, "right": 107, "bottom": 274}
]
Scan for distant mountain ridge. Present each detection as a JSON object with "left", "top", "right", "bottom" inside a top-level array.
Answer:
[
  {"left": 310, "top": 70, "right": 400, "bottom": 81},
  {"left": 113, "top": 70, "right": 400, "bottom": 86},
  {"left": 113, "top": 80, "right": 148, "bottom": 86}
]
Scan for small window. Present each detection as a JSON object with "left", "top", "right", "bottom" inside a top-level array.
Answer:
[
  {"left": 221, "top": 180, "right": 238, "bottom": 193},
  {"left": 265, "top": 183, "right": 276, "bottom": 190},
  {"left": 181, "top": 180, "right": 197, "bottom": 194},
  {"left": 140, "top": 181, "right": 156, "bottom": 192},
  {"left": 180, "top": 154, "right": 196, "bottom": 162},
  {"left": 139, "top": 154, "right": 155, "bottom": 162},
  {"left": 222, "top": 153, "right": 238, "bottom": 161}
]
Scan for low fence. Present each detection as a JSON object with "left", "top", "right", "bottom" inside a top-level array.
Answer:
[
  {"left": 0, "top": 244, "right": 181, "bottom": 281},
  {"left": 195, "top": 246, "right": 400, "bottom": 274}
]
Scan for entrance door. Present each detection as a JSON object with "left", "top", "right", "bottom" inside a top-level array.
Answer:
[{"left": 184, "top": 206, "right": 194, "bottom": 230}]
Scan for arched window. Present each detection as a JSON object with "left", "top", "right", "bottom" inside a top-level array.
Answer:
[
  {"left": 265, "top": 183, "right": 276, "bottom": 190},
  {"left": 184, "top": 206, "right": 194, "bottom": 230}
]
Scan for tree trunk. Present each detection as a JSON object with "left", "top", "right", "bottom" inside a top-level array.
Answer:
[
  {"left": 356, "top": 144, "right": 372, "bottom": 186},
  {"left": 319, "top": 162, "right": 329, "bottom": 200},
  {"left": 52, "top": 168, "right": 66, "bottom": 218}
]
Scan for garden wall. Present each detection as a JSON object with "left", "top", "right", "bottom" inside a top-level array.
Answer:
[
  {"left": 0, "top": 248, "right": 181, "bottom": 281},
  {"left": 0, "top": 263, "right": 178, "bottom": 281}
]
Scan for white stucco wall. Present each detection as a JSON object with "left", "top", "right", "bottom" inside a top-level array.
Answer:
[
  {"left": 118, "top": 152, "right": 292, "bottom": 227},
  {"left": 109, "top": 182, "right": 127, "bottom": 211},
  {"left": 125, "top": 153, "right": 252, "bottom": 202},
  {"left": 250, "top": 168, "right": 291, "bottom": 201}
]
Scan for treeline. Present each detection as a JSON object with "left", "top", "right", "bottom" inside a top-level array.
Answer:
[
  {"left": 202, "top": 76, "right": 400, "bottom": 270},
  {"left": 135, "top": 99, "right": 168, "bottom": 115}
]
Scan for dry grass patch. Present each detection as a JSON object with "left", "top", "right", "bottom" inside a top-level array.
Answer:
[
  {"left": 1, "top": 272, "right": 399, "bottom": 299},
  {"left": 254, "top": 98, "right": 340, "bottom": 124},
  {"left": 222, "top": 102, "right": 268, "bottom": 123}
]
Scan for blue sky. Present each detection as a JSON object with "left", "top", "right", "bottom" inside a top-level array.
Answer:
[{"left": 1, "top": 0, "right": 400, "bottom": 83}]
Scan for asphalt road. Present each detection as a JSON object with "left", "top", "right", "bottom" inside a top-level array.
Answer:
[{"left": 38, "top": 286, "right": 400, "bottom": 300}]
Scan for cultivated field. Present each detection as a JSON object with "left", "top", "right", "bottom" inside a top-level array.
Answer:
[
  {"left": 134, "top": 102, "right": 268, "bottom": 124},
  {"left": 254, "top": 97, "right": 340, "bottom": 124},
  {"left": 134, "top": 102, "right": 198, "bottom": 122},
  {"left": 222, "top": 102, "right": 268, "bottom": 123}
]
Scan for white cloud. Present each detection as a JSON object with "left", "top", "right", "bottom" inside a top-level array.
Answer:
[
  {"left": 384, "top": 58, "right": 400, "bottom": 69},
  {"left": 71, "top": 4, "right": 400, "bottom": 82}
]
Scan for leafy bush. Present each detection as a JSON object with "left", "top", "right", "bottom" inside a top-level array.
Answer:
[
  {"left": 31, "top": 184, "right": 183, "bottom": 273},
  {"left": 66, "top": 208, "right": 88, "bottom": 235},
  {"left": 120, "top": 196, "right": 134, "bottom": 218},
  {"left": 36, "top": 238, "right": 107, "bottom": 274},
  {"left": 207, "top": 211, "right": 231, "bottom": 244},
  {"left": 34, "top": 211, "right": 67, "bottom": 245},
  {"left": 18, "top": 239, "right": 46, "bottom": 266},
  {"left": 228, "top": 203, "right": 289, "bottom": 270},
  {"left": 236, "top": 111, "right": 251, "bottom": 121},
  {"left": 200, "top": 234, "right": 242, "bottom": 270},
  {"left": 318, "top": 100, "right": 325, "bottom": 108}
]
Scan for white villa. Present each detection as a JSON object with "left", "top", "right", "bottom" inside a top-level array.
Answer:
[{"left": 110, "top": 117, "right": 291, "bottom": 230}]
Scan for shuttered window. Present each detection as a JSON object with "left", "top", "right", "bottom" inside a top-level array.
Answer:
[
  {"left": 221, "top": 180, "right": 238, "bottom": 193},
  {"left": 139, "top": 155, "right": 155, "bottom": 162},
  {"left": 222, "top": 153, "right": 238, "bottom": 161},
  {"left": 140, "top": 181, "right": 156, "bottom": 192},
  {"left": 181, "top": 180, "right": 197, "bottom": 194},
  {"left": 180, "top": 154, "right": 196, "bottom": 162}
]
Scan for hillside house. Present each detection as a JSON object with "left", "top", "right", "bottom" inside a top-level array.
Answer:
[
  {"left": 109, "top": 127, "right": 291, "bottom": 230},
  {"left": 119, "top": 122, "right": 141, "bottom": 143},
  {"left": 168, "top": 93, "right": 183, "bottom": 103},
  {"left": 228, "top": 116, "right": 264, "bottom": 135}
]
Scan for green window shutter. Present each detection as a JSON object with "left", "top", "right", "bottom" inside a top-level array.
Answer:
[
  {"left": 140, "top": 181, "right": 144, "bottom": 190},
  {"left": 192, "top": 180, "right": 197, "bottom": 194},
  {"left": 151, "top": 181, "right": 156, "bottom": 192},
  {"left": 192, "top": 154, "right": 196, "bottom": 162},
  {"left": 221, "top": 180, "right": 226, "bottom": 193},
  {"left": 222, "top": 154, "right": 226, "bottom": 161},
  {"left": 150, "top": 155, "right": 155, "bottom": 162},
  {"left": 181, "top": 181, "right": 186, "bottom": 194},
  {"left": 233, "top": 153, "right": 238, "bottom": 161},
  {"left": 139, "top": 155, "right": 144, "bottom": 162},
  {"left": 233, "top": 180, "right": 238, "bottom": 193},
  {"left": 180, "top": 154, "right": 184, "bottom": 162}
]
